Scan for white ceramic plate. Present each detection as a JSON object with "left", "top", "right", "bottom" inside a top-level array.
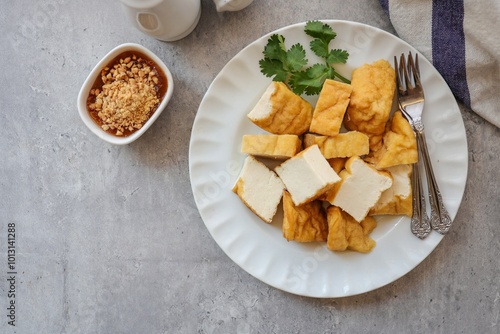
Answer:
[{"left": 189, "top": 20, "right": 468, "bottom": 298}]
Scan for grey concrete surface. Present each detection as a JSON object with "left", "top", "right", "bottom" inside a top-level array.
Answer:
[{"left": 1, "top": 0, "right": 499, "bottom": 333}]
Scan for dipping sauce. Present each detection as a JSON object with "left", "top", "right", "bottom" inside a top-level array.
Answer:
[{"left": 86, "top": 51, "right": 168, "bottom": 137}]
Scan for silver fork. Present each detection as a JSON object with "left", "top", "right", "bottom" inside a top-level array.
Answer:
[
  {"left": 409, "top": 160, "right": 431, "bottom": 239},
  {"left": 394, "top": 52, "right": 452, "bottom": 236}
]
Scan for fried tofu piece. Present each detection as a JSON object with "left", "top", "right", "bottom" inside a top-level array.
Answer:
[
  {"left": 275, "top": 145, "right": 341, "bottom": 206},
  {"left": 241, "top": 134, "right": 302, "bottom": 160},
  {"left": 326, "top": 206, "right": 376, "bottom": 253},
  {"left": 282, "top": 190, "right": 328, "bottom": 242},
  {"left": 369, "top": 164, "right": 413, "bottom": 217},
  {"left": 247, "top": 81, "right": 313, "bottom": 135},
  {"left": 366, "top": 111, "right": 418, "bottom": 169},
  {"left": 344, "top": 59, "right": 396, "bottom": 150},
  {"left": 232, "top": 156, "right": 285, "bottom": 223},
  {"left": 303, "top": 132, "right": 369, "bottom": 158},
  {"left": 327, "top": 156, "right": 393, "bottom": 222},
  {"left": 309, "top": 79, "right": 352, "bottom": 136},
  {"left": 326, "top": 207, "right": 349, "bottom": 251}
]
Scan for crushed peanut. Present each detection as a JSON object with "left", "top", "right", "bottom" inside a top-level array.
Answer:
[{"left": 87, "top": 53, "right": 162, "bottom": 136}]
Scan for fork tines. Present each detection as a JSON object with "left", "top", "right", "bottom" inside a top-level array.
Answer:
[{"left": 395, "top": 52, "right": 421, "bottom": 95}]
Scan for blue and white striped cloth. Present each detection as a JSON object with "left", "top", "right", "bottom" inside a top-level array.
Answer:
[{"left": 380, "top": 0, "right": 500, "bottom": 128}]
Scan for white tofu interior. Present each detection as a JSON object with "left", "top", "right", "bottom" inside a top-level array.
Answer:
[
  {"left": 247, "top": 83, "right": 275, "bottom": 121},
  {"left": 236, "top": 155, "right": 284, "bottom": 222},
  {"left": 376, "top": 164, "right": 411, "bottom": 207},
  {"left": 332, "top": 158, "right": 393, "bottom": 222},
  {"left": 275, "top": 145, "right": 340, "bottom": 206}
]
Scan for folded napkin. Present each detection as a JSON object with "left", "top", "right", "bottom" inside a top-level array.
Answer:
[{"left": 379, "top": 0, "right": 500, "bottom": 128}]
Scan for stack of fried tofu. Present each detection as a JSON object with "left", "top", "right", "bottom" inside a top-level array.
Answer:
[{"left": 233, "top": 60, "right": 418, "bottom": 253}]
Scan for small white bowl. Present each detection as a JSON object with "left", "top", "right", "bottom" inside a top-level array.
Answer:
[{"left": 77, "top": 43, "right": 174, "bottom": 145}]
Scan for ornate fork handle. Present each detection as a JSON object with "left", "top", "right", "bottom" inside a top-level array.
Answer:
[
  {"left": 413, "top": 120, "right": 452, "bottom": 234},
  {"left": 411, "top": 160, "right": 431, "bottom": 239}
]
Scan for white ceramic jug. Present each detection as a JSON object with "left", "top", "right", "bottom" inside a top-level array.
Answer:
[
  {"left": 213, "top": 0, "right": 254, "bottom": 12},
  {"left": 120, "top": 0, "right": 201, "bottom": 42}
]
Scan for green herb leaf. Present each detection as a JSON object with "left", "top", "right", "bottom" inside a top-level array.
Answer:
[
  {"left": 291, "top": 64, "right": 331, "bottom": 96},
  {"left": 259, "top": 58, "right": 288, "bottom": 82},
  {"left": 286, "top": 43, "right": 308, "bottom": 71},
  {"left": 304, "top": 21, "right": 336, "bottom": 42},
  {"left": 309, "top": 38, "right": 330, "bottom": 58},
  {"left": 263, "top": 34, "right": 287, "bottom": 62},
  {"left": 327, "top": 49, "right": 349, "bottom": 65},
  {"left": 258, "top": 21, "right": 350, "bottom": 96}
]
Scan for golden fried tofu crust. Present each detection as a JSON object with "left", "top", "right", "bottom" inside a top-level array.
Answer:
[
  {"left": 326, "top": 206, "right": 349, "bottom": 250},
  {"left": 309, "top": 79, "right": 352, "bottom": 136},
  {"left": 367, "top": 111, "right": 418, "bottom": 169},
  {"left": 326, "top": 206, "right": 376, "bottom": 253},
  {"left": 368, "top": 134, "right": 384, "bottom": 153},
  {"left": 328, "top": 157, "right": 347, "bottom": 174},
  {"left": 344, "top": 59, "right": 396, "bottom": 150},
  {"left": 241, "top": 134, "right": 302, "bottom": 160},
  {"left": 282, "top": 190, "right": 328, "bottom": 242},
  {"left": 303, "top": 132, "right": 369, "bottom": 158},
  {"left": 247, "top": 82, "right": 313, "bottom": 135}
]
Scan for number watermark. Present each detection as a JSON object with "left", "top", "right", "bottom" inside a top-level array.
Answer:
[{"left": 6, "top": 222, "right": 17, "bottom": 327}]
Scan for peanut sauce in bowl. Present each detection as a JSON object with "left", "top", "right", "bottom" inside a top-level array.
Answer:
[{"left": 78, "top": 43, "right": 174, "bottom": 145}]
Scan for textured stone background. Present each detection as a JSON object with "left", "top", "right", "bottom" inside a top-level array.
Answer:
[{"left": 0, "top": 0, "right": 499, "bottom": 333}]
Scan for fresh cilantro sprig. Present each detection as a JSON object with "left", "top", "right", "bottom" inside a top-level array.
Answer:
[
  {"left": 259, "top": 20, "right": 350, "bottom": 96},
  {"left": 259, "top": 35, "right": 308, "bottom": 83}
]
